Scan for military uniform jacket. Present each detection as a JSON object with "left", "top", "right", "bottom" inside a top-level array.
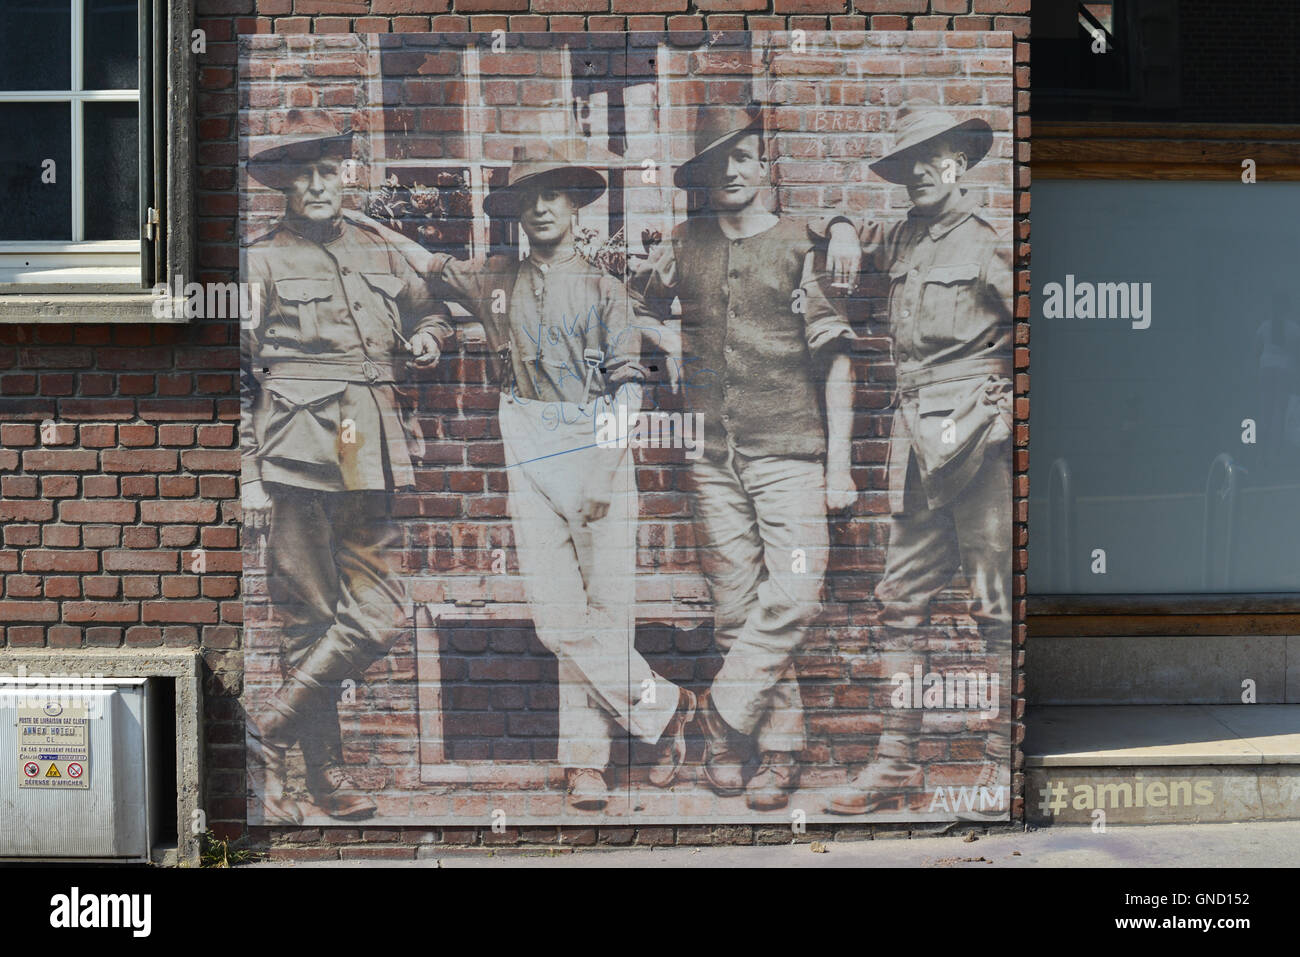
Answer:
[
  {"left": 812, "top": 189, "right": 1014, "bottom": 513},
  {"left": 241, "top": 211, "right": 453, "bottom": 492}
]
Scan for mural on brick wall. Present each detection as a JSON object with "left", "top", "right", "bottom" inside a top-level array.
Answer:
[{"left": 239, "top": 30, "right": 1015, "bottom": 826}]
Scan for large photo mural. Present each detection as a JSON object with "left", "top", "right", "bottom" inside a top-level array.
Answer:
[{"left": 239, "top": 29, "right": 1016, "bottom": 825}]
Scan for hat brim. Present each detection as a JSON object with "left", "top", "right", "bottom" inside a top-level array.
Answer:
[
  {"left": 673, "top": 117, "right": 765, "bottom": 189},
  {"left": 483, "top": 166, "right": 607, "bottom": 219},
  {"left": 869, "top": 118, "right": 993, "bottom": 185},
  {"left": 247, "top": 133, "right": 354, "bottom": 189}
]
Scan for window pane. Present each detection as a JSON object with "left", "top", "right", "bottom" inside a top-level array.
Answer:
[
  {"left": 84, "top": 0, "right": 139, "bottom": 91},
  {"left": 0, "top": 104, "right": 71, "bottom": 240},
  {"left": 0, "top": 0, "right": 71, "bottom": 90},
  {"left": 83, "top": 101, "right": 139, "bottom": 240},
  {"left": 1028, "top": 181, "right": 1300, "bottom": 594}
]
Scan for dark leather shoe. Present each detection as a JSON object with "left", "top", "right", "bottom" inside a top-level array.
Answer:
[
  {"left": 825, "top": 760, "right": 924, "bottom": 815},
  {"left": 698, "top": 691, "right": 750, "bottom": 797},
  {"left": 746, "top": 751, "right": 801, "bottom": 810},
  {"left": 566, "top": 768, "right": 609, "bottom": 811},
  {"left": 308, "top": 764, "right": 378, "bottom": 821},
  {"left": 648, "top": 687, "right": 697, "bottom": 789}
]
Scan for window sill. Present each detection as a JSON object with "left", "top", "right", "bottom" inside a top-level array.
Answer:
[{"left": 0, "top": 290, "right": 185, "bottom": 324}]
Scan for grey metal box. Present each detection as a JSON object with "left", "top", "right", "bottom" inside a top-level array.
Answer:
[{"left": 0, "top": 677, "right": 161, "bottom": 862}]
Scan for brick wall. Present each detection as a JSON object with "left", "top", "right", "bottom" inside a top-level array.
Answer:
[{"left": 0, "top": 0, "right": 1030, "bottom": 859}]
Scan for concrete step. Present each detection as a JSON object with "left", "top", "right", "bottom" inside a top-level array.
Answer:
[{"left": 1024, "top": 705, "right": 1300, "bottom": 824}]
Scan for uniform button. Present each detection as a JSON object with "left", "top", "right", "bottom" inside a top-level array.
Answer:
[
  {"left": 726, "top": 345, "right": 734, "bottom": 352},
  {"left": 902, "top": 310, "right": 910, "bottom": 317},
  {"left": 341, "top": 266, "right": 351, "bottom": 275},
  {"left": 729, "top": 270, "right": 738, "bottom": 278},
  {"left": 353, "top": 302, "right": 363, "bottom": 310}
]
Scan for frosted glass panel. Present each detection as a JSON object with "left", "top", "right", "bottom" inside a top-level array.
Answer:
[{"left": 1028, "top": 181, "right": 1300, "bottom": 594}]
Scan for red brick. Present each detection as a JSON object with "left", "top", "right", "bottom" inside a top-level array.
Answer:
[
  {"left": 0, "top": 602, "right": 58, "bottom": 622},
  {"left": 104, "top": 550, "right": 178, "bottom": 573},
  {"left": 22, "top": 550, "right": 98, "bottom": 573},
  {"left": 179, "top": 449, "right": 240, "bottom": 472},
  {"left": 5, "top": 625, "right": 47, "bottom": 645},
  {"left": 371, "top": 0, "right": 450, "bottom": 12},
  {"left": 41, "top": 525, "right": 81, "bottom": 548},
  {"left": 142, "top": 601, "right": 219, "bottom": 624},
  {"left": 125, "top": 625, "right": 163, "bottom": 646},
  {"left": 102, "top": 449, "right": 178, "bottom": 473},
  {"left": 163, "top": 576, "right": 200, "bottom": 599},
  {"left": 973, "top": 0, "right": 1028, "bottom": 11},
  {"left": 123, "top": 578, "right": 160, "bottom": 600},
  {"left": 79, "top": 424, "right": 117, "bottom": 447},
  {"left": 160, "top": 476, "right": 200, "bottom": 497},
  {"left": 1, "top": 424, "right": 37, "bottom": 446},
  {"left": 84, "top": 577, "right": 122, "bottom": 599},
  {"left": 4, "top": 526, "right": 39, "bottom": 547},
  {"left": 63, "top": 602, "right": 140, "bottom": 624},
  {"left": 123, "top": 527, "right": 160, "bottom": 549},
  {"left": 4, "top": 576, "right": 42, "bottom": 598},
  {"left": 121, "top": 476, "right": 158, "bottom": 497},
  {"left": 201, "top": 527, "right": 240, "bottom": 549},
  {"left": 22, "top": 450, "right": 97, "bottom": 472},
  {"left": 200, "top": 475, "right": 239, "bottom": 499},
  {"left": 43, "top": 577, "right": 81, "bottom": 599},
  {"left": 2, "top": 476, "right": 38, "bottom": 497},
  {"left": 160, "top": 526, "right": 200, "bottom": 548},
  {"left": 81, "top": 476, "right": 119, "bottom": 497},
  {"left": 82, "top": 526, "right": 121, "bottom": 548},
  {"left": 197, "top": 424, "right": 236, "bottom": 447},
  {"left": 118, "top": 424, "right": 158, "bottom": 447},
  {"left": 60, "top": 500, "right": 136, "bottom": 524},
  {"left": 142, "top": 501, "right": 219, "bottom": 524},
  {"left": 40, "top": 475, "right": 79, "bottom": 498}
]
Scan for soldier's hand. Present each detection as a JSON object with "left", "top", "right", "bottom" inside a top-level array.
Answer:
[
  {"left": 825, "top": 461, "right": 858, "bottom": 512},
  {"left": 409, "top": 330, "right": 442, "bottom": 367},
  {"left": 827, "top": 221, "right": 862, "bottom": 289},
  {"left": 577, "top": 491, "right": 611, "bottom": 526},
  {"left": 242, "top": 480, "right": 273, "bottom": 529}
]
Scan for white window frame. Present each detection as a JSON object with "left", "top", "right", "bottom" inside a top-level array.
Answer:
[
  {"left": 0, "top": 0, "right": 193, "bottom": 324},
  {"left": 0, "top": 0, "right": 142, "bottom": 286}
]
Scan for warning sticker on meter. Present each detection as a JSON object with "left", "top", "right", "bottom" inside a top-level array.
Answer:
[{"left": 17, "top": 701, "right": 89, "bottom": 789}]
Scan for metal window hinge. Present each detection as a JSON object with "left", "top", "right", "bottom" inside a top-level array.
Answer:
[{"left": 144, "top": 207, "right": 160, "bottom": 241}]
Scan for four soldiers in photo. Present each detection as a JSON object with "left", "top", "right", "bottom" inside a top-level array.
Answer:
[{"left": 242, "top": 95, "right": 1012, "bottom": 818}]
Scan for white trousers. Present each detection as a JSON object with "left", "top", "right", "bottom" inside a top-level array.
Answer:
[{"left": 498, "top": 394, "right": 678, "bottom": 769}]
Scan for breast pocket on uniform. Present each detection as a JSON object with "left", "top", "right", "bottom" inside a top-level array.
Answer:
[
  {"left": 918, "top": 262, "right": 980, "bottom": 348},
  {"left": 362, "top": 272, "right": 405, "bottom": 326},
  {"left": 274, "top": 278, "right": 334, "bottom": 344}
]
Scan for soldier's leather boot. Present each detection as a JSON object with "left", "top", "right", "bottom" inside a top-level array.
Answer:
[
  {"left": 246, "top": 669, "right": 320, "bottom": 826},
  {"left": 300, "top": 691, "right": 378, "bottom": 822},
  {"left": 746, "top": 751, "right": 801, "bottom": 811},
  {"left": 306, "top": 764, "right": 378, "bottom": 821},
  {"left": 697, "top": 690, "right": 751, "bottom": 797},
  {"left": 648, "top": 686, "right": 697, "bottom": 789}
]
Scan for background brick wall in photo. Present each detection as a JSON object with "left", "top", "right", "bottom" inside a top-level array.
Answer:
[{"left": 0, "top": 0, "right": 1030, "bottom": 860}]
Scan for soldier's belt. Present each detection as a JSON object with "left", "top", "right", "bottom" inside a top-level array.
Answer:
[
  {"left": 896, "top": 356, "right": 1011, "bottom": 393},
  {"left": 263, "top": 356, "right": 396, "bottom": 384}
]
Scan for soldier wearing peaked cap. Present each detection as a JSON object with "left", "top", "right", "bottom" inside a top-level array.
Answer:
[
  {"left": 241, "top": 108, "right": 454, "bottom": 825},
  {"left": 807, "top": 103, "right": 1014, "bottom": 818}
]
